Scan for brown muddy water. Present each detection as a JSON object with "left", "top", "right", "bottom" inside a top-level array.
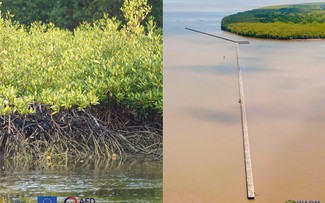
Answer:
[
  {"left": 0, "top": 157, "right": 162, "bottom": 202},
  {"left": 164, "top": 0, "right": 325, "bottom": 202}
]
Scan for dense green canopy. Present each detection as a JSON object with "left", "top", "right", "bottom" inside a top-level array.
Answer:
[
  {"left": 0, "top": 0, "right": 162, "bottom": 30},
  {"left": 0, "top": 0, "right": 162, "bottom": 117},
  {"left": 221, "top": 3, "right": 325, "bottom": 39}
]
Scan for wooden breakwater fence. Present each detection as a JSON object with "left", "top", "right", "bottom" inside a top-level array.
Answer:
[{"left": 185, "top": 27, "right": 255, "bottom": 199}]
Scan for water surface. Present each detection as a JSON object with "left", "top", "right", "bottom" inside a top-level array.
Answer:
[
  {"left": 164, "top": 0, "right": 325, "bottom": 202},
  {"left": 0, "top": 158, "right": 162, "bottom": 202}
]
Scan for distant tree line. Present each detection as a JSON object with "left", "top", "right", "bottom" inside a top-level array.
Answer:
[
  {"left": 0, "top": 0, "right": 162, "bottom": 30},
  {"left": 221, "top": 3, "right": 325, "bottom": 39},
  {"left": 225, "top": 22, "right": 325, "bottom": 40}
]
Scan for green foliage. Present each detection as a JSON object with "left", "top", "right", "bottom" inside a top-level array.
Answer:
[
  {"left": 121, "top": 0, "right": 151, "bottom": 34},
  {"left": 221, "top": 2, "right": 325, "bottom": 39},
  {"left": 0, "top": 0, "right": 162, "bottom": 30},
  {"left": 225, "top": 22, "right": 325, "bottom": 39},
  {"left": 0, "top": 0, "right": 162, "bottom": 117}
]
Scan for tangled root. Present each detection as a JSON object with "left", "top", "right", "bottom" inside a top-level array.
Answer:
[{"left": 0, "top": 104, "right": 162, "bottom": 160}]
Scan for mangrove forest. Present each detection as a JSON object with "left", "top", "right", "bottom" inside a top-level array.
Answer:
[
  {"left": 0, "top": 0, "right": 162, "bottom": 160},
  {"left": 221, "top": 2, "right": 325, "bottom": 39}
]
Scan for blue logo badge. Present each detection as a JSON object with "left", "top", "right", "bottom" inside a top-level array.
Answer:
[{"left": 38, "top": 196, "right": 57, "bottom": 203}]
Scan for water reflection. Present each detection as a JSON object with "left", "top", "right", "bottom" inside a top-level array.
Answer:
[
  {"left": 171, "top": 65, "right": 236, "bottom": 75},
  {"left": 0, "top": 157, "right": 162, "bottom": 203},
  {"left": 184, "top": 107, "right": 238, "bottom": 124},
  {"left": 171, "top": 64, "right": 272, "bottom": 75}
]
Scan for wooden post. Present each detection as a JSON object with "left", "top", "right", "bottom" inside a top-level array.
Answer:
[{"left": 235, "top": 43, "right": 255, "bottom": 199}]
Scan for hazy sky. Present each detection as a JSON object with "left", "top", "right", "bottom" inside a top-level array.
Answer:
[
  {"left": 164, "top": 0, "right": 320, "bottom": 35},
  {"left": 164, "top": 0, "right": 320, "bottom": 12}
]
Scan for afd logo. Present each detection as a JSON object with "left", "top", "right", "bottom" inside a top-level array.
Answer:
[
  {"left": 64, "top": 196, "right": 95, "bottom": 203},
  {"left": 286, "top": 200, "right": 321, "bottom": 203}
]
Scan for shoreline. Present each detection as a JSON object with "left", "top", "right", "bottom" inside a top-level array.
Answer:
[{"left": 222, "top": 29, "right": 325, "bottom": 41}]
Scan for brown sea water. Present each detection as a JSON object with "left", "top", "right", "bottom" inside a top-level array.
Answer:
[{"left": 164, "top": 0, "right": 325, "bottom": 202}]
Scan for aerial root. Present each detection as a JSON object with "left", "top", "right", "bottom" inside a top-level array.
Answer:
[{"left": 0, "top": 104, "right": 162, "bottom": 160}]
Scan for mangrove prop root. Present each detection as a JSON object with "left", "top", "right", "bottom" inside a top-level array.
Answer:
[{"left": 0, "top": 104, "right": 162, "bottom": 159}]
